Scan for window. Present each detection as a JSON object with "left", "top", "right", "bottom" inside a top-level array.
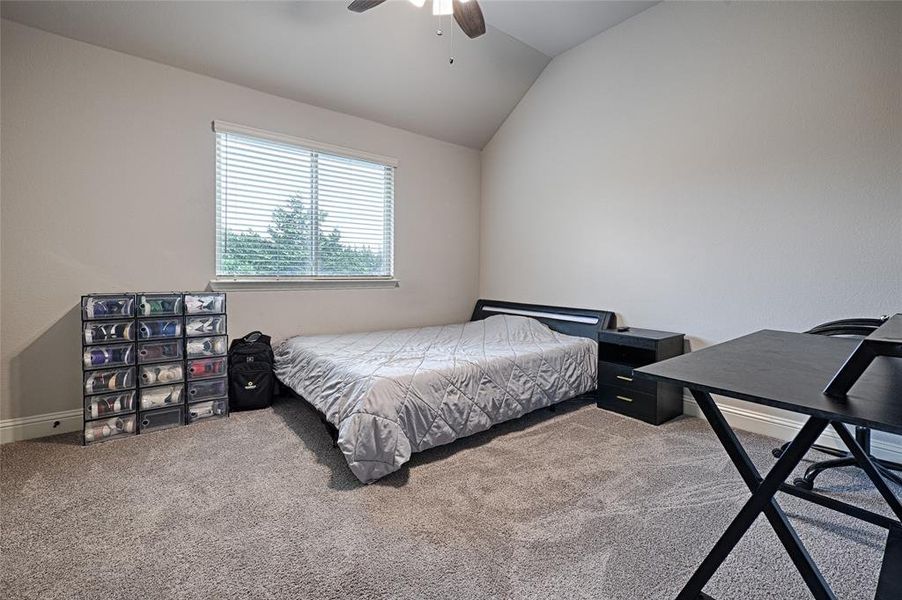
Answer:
[{"left": 214, "top": 121, "right": 395, "bottom": 281}]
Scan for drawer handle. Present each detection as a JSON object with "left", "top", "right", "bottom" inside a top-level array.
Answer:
[
  {"left": 616, "top": 375, "right": 633, "bottom": 382},
  {"left": 616, "top": 395, "right": 633, "bottom": 403}
]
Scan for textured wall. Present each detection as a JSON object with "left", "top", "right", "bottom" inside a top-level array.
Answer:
[{"left": 1, "top": 20, "right": 481, "bottom": 422}]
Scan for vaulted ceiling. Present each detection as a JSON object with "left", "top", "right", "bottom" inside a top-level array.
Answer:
[
  {"left": 1, "top": 1, "right": 657, "bottom": 148},
  {"left": 484, "top": 0, "right": 657, "bottom": 57}
]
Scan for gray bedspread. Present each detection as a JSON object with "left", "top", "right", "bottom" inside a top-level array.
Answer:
[{"left": 274, "top": 315, "right": 598, "bottom": 483}]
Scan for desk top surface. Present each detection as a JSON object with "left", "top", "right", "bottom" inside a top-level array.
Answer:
[{"left": 635, "top": 330, "right": 902, "bottom": 435}]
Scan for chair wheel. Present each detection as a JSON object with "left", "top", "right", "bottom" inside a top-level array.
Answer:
[
  {"left": 793, "top": 477, "right": 813, "bottom": 490},
  {"left": 772, "top": 448, "right": 784, "bottom": 458}
]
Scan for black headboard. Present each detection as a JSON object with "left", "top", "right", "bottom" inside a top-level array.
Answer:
[{"left": 470, "top": 299, "right": 616, "bottom": 340}]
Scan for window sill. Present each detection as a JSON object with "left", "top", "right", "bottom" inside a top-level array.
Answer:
[{"left": 209, "top": 278, "right": 399, "bottom": 291}]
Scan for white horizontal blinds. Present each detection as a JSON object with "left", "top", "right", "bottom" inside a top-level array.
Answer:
[
  {"left": 315, "top": 154, "right": 393, "bottom": 276},
  {"left": 216, "top": 132, "right": 315, "bottom": 276},
  {"left": 215, "top": 126, "right": 394, "bottom": 278}
]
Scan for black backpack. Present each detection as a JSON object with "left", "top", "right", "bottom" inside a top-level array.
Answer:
[{"left": 228, "top": 331, "right": 277, "bottom": 410}]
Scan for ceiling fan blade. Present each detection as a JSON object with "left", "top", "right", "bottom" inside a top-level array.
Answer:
[
  {"left": 453, "top": 0, "right": 486, "bottom": 38},
  {"left": 348, "top": 0, "right": 387, "bottom": 13}
]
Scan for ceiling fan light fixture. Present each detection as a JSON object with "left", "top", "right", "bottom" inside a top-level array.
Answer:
[
  {"left": 347, "top": 0, "right": 485, "bottom": 40},
  {"left": 433, "top": 0, "right": 453, "bottom": 17}
]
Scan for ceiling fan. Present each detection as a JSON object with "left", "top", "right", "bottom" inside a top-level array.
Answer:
[{"left": 348, "top": 0, "right": 486, "bottom": 39}]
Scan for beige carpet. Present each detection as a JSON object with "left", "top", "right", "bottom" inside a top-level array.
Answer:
[{"left": 1, "top": 396, "right": 896, "bottom": 599}]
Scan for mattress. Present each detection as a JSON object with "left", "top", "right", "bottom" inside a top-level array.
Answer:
[{"left": 274, "top": 314, "right": 598, "bottom": 483}]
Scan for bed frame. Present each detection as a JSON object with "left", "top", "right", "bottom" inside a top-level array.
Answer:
[
  {"left": 471, "top": 299, "right": 616, "bottom": 410},
  {"left": 289, "top": 299, "right": 617, "bottom": 447},
  {"left": 470, "top": 299, "right": 616, "bottom": 339}
]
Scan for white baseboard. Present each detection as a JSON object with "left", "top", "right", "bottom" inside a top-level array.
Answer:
[
  {"left": 5, "top": 397, "right": 902, "bottom": 461},
  {"left": 0, "top": 409, "right": 83, "bottom": 444},
  {"left": 683, "top": 394, "right": 902, "bottom": 464}
]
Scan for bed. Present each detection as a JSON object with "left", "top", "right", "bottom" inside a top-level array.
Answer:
[{"left": 274, "top": 300, "right": 616, "bottom": 483}]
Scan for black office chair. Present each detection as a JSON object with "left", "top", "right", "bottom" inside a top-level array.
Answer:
[{"left": 772, "top": 317, "right": 902, "bottom": 490}]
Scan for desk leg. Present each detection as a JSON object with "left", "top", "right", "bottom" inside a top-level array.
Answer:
[{"left": 678, "top": 391, "right": 835, "bottom": 600}]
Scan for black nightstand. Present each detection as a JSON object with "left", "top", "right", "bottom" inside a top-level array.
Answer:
[{"left": 596, "top": 327, "right": 685, "bottom": 425}]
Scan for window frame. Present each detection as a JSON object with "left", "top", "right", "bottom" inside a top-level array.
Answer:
[{"left": 210, "top": 120, "right": 399, "bottom": 290}]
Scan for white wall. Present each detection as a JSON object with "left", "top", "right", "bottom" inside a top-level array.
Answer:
[
  {"left": 3, "top": 2, "right": 901, "bottom": 445},
  {"left": 0, "top": 20, "right": 481, "bottom": 427},
  {"left": 481, "top": 3, "right": 901, "bottom": 440}
]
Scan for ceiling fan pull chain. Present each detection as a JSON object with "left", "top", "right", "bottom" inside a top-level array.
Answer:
[{"left": 449, "top": 17, "right": 455, "bottom": 64}]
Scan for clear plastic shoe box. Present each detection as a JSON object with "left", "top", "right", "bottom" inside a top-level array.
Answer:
[
  {"left": 187, "top": 356, "right": 227, "bottom": 380},
  {"left": 138, "top": 318, "right": 183, "bottom": 340},
  {"left": 82, "top": 294, "right": 136, "bottom": 321},
  {"left": 187, "top": 378, "right": 228, "bottom": 402},
  {"left": 137, "top": 293, "right": 183, "bottom": 317},
  {"left": 81, "top": 292, "right": 228, "bottom": 444},
  {"left": 185, "top": 315, "right": 226, "bottom": 337},
  {"left": 138, "top": 362, "right": 185, "bottom": 387},
  {"left": 186, "top": 335, "right": 228, "bottom": 359},
  {"left": 139, "top": 406, "right": 184, "bottom": 433},
  {"left": 85, "top": 391, "right": 137, "bottom": 420},
  {"left": 83, "top": 320, "right": 136, "bottom": 345},
  {"left": 187, "top": 399, "right": 228, "bottom": 424},
  {"left": 137, "top": 340, "right": 184, "bottom": 364},
  {"left": 138, "top": 383, "right": 185, "bottom": 411},
  {"left": 84, "top": 414, "right": 137, "bottom": 444},
  {"left": 184, "top": 293, "right": 226, "bottom": 315},
  {"left": 83, "top": 343, "right": 135, "bottom": 369},
  {"left": 84, "top": 366, "right": 136, "bottom": 395}
]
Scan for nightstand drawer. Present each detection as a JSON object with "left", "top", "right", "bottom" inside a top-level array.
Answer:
[
  {"left": 597, "top": 384, "right": 658, "bottom": 421},
  {"left": 599, "top": 331, "right": 656, "bottom": 350},
  {"left": 598, "top": 362, "right": 657, "bottom": 395}
]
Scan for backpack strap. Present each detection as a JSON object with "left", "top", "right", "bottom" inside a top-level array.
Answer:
[
  {"left": 229, "top": 331, "right": 272, "bottom": 351},
  {"left": 244, "top": 331, "right": 271, "bottom": 345}
]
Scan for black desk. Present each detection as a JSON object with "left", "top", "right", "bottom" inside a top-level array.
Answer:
[{"left": 636, "top": 330, "right": 902, "bottom": 600}]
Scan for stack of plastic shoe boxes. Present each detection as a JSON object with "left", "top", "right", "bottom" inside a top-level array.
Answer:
[
  {"left": 183, "top": 293, "right": 229, "bottom": 425},
  {"left": 136, "top": 293, "right": 187, "bottom": 434},
  {"left": 81, "top": 292, "right": 229, "bottom": 445},
  {"left": 82, "top": 294, "right": 139, "bottom": 444}
]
